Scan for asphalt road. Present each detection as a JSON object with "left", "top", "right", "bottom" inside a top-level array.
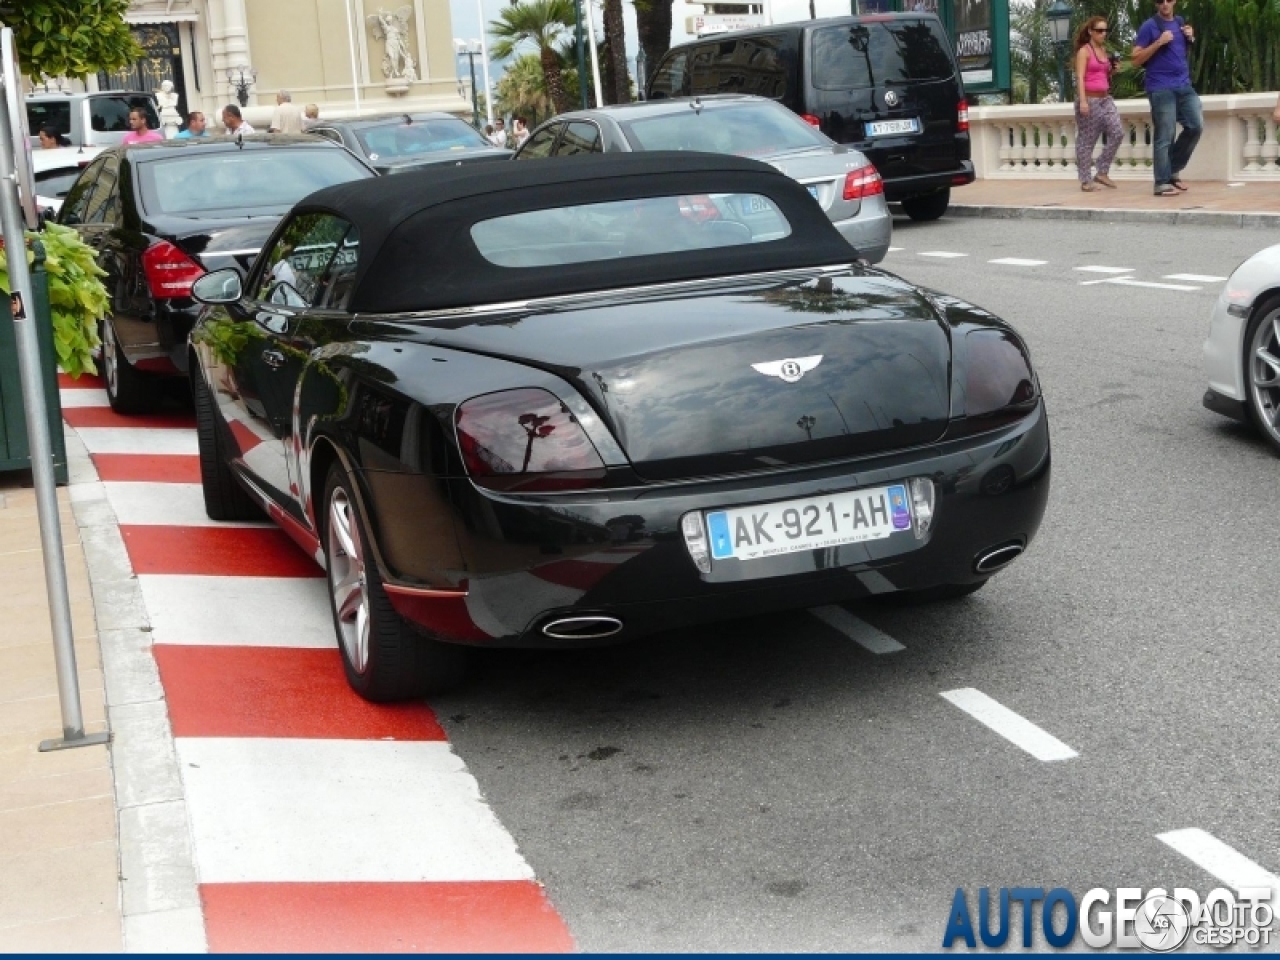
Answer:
[{"left": 433, "top": 215, "right": 1279, "bottom": 951}]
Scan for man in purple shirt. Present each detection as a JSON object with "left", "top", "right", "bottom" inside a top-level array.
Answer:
[{"left": 1132, "top": 0, "right": 1200, "bottom": 196}]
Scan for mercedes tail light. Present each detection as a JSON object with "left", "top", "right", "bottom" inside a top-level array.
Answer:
[
  {"left": 455, "top": 388, "right": 606, "bottom": 492},
  {"left": 957, "top": 100, "right": 970, "bottom": 132},
  {"left": 843, "top": 161, "right": 884, "bottom": 201},
  {"left": 678, "top": 194, "right": 721, "bottom": 222},
  {"left": 800, "top": 114, "right": 822, "bottom": 127},
  {"left": 142, "top": 241, "right": 204, "bottom": 299}
]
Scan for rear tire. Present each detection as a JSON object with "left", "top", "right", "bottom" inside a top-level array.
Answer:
[
  {"left": 193, "top": 368, "right": 262, "bottom": 522},
  {"left": 876, "top": 580, "right": 987, "bottom": 605},
  {"left": 322, "top": 462, "right": 466, "bottom": 702},
  {"left": 1243, "top": 295, "right": 1280, "bottom": 456},
  {"left": 101, "top": 318, "right": 155, "bottom": 414},
  {"left": 901, "top": 188, "right": 951, "bottom": 222}
]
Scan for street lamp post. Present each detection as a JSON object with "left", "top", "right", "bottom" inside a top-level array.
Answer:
[
  {"left": 454, "top": 39, "right": 481, "bottom": 129},
  {"left": 226, "top": 65, "right": 257, "bottom": 107},
  {"left": 1046, "top": 0, "right": 1074, "bottom": 103},
  {"left": 636, "top": 48, "right": 647, "bottom": 100}
]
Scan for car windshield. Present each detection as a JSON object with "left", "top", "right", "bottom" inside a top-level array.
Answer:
[
  {"left": 137, "top": 149, "right": 370, "bottom": 217},
  {"left": 470, "top": 193, "right": 792, "bottom": 268},
  {"left": 811, "top": 19, "right": 955, "bottom": 89},
  {"left": 621, "top": 104, "right": 826, "bottom": 157},
  {"left": 354, "top": 118, "right": 490, "bottom": 159}
]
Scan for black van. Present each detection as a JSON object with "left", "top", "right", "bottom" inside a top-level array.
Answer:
[{"left": 646, "top": 13, "right": 973, "bottom": 221}]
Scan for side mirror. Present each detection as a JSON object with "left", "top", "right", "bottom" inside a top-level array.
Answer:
[{"left": 192, "top": 268, "right": 243, "bottom": 304}]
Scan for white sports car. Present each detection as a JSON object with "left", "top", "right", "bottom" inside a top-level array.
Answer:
[{"left": 1203, "top": 242, "right": 1280, "bottom": 455}]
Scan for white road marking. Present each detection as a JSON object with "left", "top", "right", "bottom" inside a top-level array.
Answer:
[
  {"left": 809, "top": 606, "right": 904, "bottom": 654},
  {"left": 1080, "top": 277, "right": 1201, "bottom": 292},
  {"left": 989, "top": 258, "right": 1048, "bottom": 266},
  {"left": 104, "top": 481, "right": 268, "bottom": 528},
  {"left": 74, "top": 427, "right": 199, "bottom": 456},
  {"left": 887, "top": 246, "right": 904, "bottom": 252},
  {"left": 138, "top": 574, "right": 336, "bottom": 648},
  {"left": 1164, "top": 273, "right": 1227, "bottom": 283},
  {"left": 855, "top": 569, "right": 897, "bottom": 595},
  {"left": 940, "top": 688, "right": 1078, "bottom": 762},
  {"left": 918, "top": 251, "right": 968, "bottom": 258},
  {"left": 1156, "top": 829, "right": 1280, "bottom": 900},
  {"left": 177, "top": 738, "right": 536, "bottom": 883},
  {"left": 58, "top": 388, "right": 110, "bottom": 408},
  {"left": 1075, "top": 266, "right": 1135, "bottom": 274}
]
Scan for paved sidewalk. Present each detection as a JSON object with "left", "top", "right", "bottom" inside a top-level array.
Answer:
[{"left": 950, "top": 178, "right": 1280, "bottom": 227}]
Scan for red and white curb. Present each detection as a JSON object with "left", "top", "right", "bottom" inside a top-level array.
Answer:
[{"left": 60, "top": 374, "right": 573, "bottom": 953}]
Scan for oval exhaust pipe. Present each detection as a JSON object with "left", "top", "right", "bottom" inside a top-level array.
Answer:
[
  {"left": 541, "top": 615, "right": 624, "bottom": 641},
  {"left": 974, "top": 542, "right": 1024, "bottom": 574}
]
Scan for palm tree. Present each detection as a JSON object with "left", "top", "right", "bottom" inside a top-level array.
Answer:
[
  {"left": 601, "top": 0, "right": 631, "bottom": 104},
  {"left": 490, "top": 0, "right": 576, "bottom": 115},
  {"left": 633, "top": 0, "right": 673, "bottom": 84}
]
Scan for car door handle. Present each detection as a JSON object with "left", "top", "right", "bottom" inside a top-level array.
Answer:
[{"left": 262, "top": 348, "right": 287, "bottom": 369}]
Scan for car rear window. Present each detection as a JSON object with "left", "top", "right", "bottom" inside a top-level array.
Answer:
[
  {"left": 811, "top": 19, "right": 955, "bottom": 89},
  {"left": 355, "top": 118, "right": 490, "bottom": 159},
  {"left": 470, "top": 194, "right": 792, "bottom": 268},
  {"left": 622, "top": 104, "right": 825, "bottom": 157},
  {"left": 27, "top": 101, "right": 71, "bottom": 136},
  {"left": 137, "top": 149, "right": 370, "bottom": 217}
]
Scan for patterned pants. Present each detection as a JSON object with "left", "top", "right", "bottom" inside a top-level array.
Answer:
[{"left": 1075, "top": 96, "right": 1123, "bottom": 183}]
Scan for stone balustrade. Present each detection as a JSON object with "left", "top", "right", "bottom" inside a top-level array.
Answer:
[{"left": 969, "top": 92, "right": 1280, "bottom": 181}]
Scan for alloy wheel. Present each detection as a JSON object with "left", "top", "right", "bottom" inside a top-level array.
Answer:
[
  {"left": 1250, "top": 306, "right": 1280, "bottom": 447},
  {"left": 327, "top": 488, "right": 370, "bottom": 674},
  {"left": 102, "top": 321, "right": 119, "bottom": 397}
]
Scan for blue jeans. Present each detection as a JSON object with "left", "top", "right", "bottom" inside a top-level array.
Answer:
[{"left": 1148, "top": 85, "right": 1202, "bottom": 187}]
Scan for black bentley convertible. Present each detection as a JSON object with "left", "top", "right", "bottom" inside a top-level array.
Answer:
[{"left": 189, "top": 153, "right": 1050, "bottom": 701}]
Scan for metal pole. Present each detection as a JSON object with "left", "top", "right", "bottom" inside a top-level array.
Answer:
[
  {"left": 476, "top": 0, "right": 494, "bottom": 124},
  {"left": 468, "top": 51, "right": 480, "bottom": 129},
  {"left": 574, "top": 0, "right": 588, "bottom": 109},
  {"left": 583, "top": 0, "right": 604, "bottom": 109},
  {"left": 1056, "top": 43, "right": 1066, "bottom": 104},
  {"left": 344, "top": 0, "right": 363, "bottom": 116},
  {"left": 0, "top": 29, "right": 107, "bottom": 752}
]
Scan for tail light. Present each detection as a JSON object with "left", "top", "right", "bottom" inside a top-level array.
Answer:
[
  {"left": 142, "top": 241, "right": 204, "bottom": 299},
  {"left": 950, "top": 329, "right": 1037, "bottom": 439},
  {"left": 455, "top": 388, "right": 606, "bottom": 492},
  {"left": 843, "top": 161, "right": 884, "bottom": 201},
  {"left": 800, "top": 114, "right": 821, "bottom": 127},
  {"left": 678, "top": 194, "right": 721, "bottom": 222},
  {"left": 957, "top": 100, "right": 970, "bottom": 132}
]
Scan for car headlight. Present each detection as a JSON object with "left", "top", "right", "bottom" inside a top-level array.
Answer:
[{"left": 950, "top": 328, "right": 1038, "bottom": 437}]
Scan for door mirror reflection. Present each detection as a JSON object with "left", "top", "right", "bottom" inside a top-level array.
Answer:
[{"left": 192, "top": 268, "right": 243, "bottom": 304}]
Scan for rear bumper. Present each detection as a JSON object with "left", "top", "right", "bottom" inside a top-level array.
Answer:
[
  {"left": 832, "top": 194, "right": 892, "bottom": 264},
  {"left": 883, "top": 162, "right": 975, "bottom": 202},
  {"left": 1203, "top": 388, "right": 1247, "bottom": 423}
]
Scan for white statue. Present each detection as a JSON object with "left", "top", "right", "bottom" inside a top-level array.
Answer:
[
  {"left": 156, "top": 80, "right": 181, "bottom": 139},
  {"left": 367, "top": 7, "right": 417, "bottom": 87}
]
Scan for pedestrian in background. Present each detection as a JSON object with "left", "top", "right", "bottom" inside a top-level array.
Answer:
[
  {"left": 513, "top": 116, "right": 530, "bottom": 148},
  {"left": 1073, "top": 16, "right": 1122, "bottom": 191},
  {"left": 302, "top": 103, "right": 320, "bottom": 131},
  {"left": 222, "top": 104, "right": 255, "bottom": 135},
  {"left": 269, "top": 90, "right": 304, "bottom": 134},
  {"left": 175, "top": 111, "right": 208, "bottom": 138},
  {"left": 491, "top": 117, "right": 508, "bottom": 148},
  {"left": 37, "top": 124, "right": 70, "bottom": 148},
  {"left": 122, "top": 107, "right": 163, "bottom": 144},
  {"left": 1132, "top": 0, "right": 1201, "bottom": 196}
]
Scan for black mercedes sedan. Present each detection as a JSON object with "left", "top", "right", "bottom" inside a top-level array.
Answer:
[
  {"left": 189, "top": 153, "right": 1050, "bottom": 701},
  {"left": 306, "top": 112, "right": 510, "bottom": 174},
  {"left": 57, "top": 136, "right": 375, "bottom": 412}
]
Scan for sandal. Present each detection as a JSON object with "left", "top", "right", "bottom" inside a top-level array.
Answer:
[
  {"left": 1081, "top": 181, "right": 1100, "bottom": 192},
  {"left": 1094, "top": 174, "right": 1117, "bottom": 188},
  {"left": 1170, "top": 178, "right": 1188, "bottom": 192},
  {"left": 1154, "top": 184, "right": 1178, "bottom": 196}
]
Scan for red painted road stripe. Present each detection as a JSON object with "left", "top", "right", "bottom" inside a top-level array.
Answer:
[
  {"left": 120, "top": 525, "right": 322, "bottom": 577},
  {"left": 62, "top": 407, "right": 197, "bottom": 430},
  {"left": 228, "top": 419, "right": 264, "bottom": 454},
  {"left": 91, "top": 453, "right": 202, "bottom": 484},
  {"left": 200, "top": 881, "right": 574, "bottom": 953},
  {"left": 154, "top": 645, "right": 446, "bottom": 740},
  {"left": 58, "top": 372, "right": 104, "bottom": 390}
]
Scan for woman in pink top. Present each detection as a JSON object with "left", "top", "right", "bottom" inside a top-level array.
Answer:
[
  {"left": 122, "top": 107, "right": 164, "bottom": 144},
  {"left": 1073, "top": 16, "right": 1123, "bottom": 191}
]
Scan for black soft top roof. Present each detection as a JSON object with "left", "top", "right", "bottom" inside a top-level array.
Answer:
[{"left": 295, "top": 152, "right": 854, "bottom": 314}]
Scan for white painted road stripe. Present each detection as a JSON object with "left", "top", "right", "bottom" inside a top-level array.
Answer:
[
  {"left": 138, "top": 574, "right": 336, "bottom": 648},
  {"left": 809, "top": 606, "right": 904, "bottom": 654},
  {"left": 940, "top": 688, "right": 1078, "bottom": 762},
  {"left": 177, "top": 738, "right": 537, "bottom": 883},
  {"left": 1080, "top": 277, "right": 1201, "bottom": 291},
  {"left": 104, "top": 481, "right": 269, "bottom": 528},
  {"left": 989, "top": 258, "right": 1048, "bottom": 266},
  {"left": 74, "top": 427, "right": 199, "bottom": 456},
  {"left": 887, "top": 246, "right": 904, "bottom": 252},
  {"left": 1164, "top": 273, "right": 1227, "bottom": 283},
  {"left": 59, "top": 388, "right": 110, "bottom": 408},
  {"left": 1075, "top": 265, "right": 1134, "bottom": 274},
  {"left": 918, "top": 251, "right": 968, "bottom": 258},
  {"left": 1157, "top": 829, "right": 1280, "bottom": 899}
]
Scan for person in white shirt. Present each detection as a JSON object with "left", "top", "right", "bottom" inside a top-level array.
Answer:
[
  {"left": 490, "top": 117, "right": 508, "bottom": 148},
  {"left": 222, "top": 104, "right": 255, "bottom": 135},
  {"left": 269, "top": 90, "right": 304, "bottom": 134}
]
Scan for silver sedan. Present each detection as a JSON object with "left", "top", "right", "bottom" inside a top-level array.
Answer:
[{"left": 513, "top": 94, "right": 892, "bottom": 264}]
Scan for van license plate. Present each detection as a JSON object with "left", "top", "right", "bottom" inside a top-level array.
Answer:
[{"left": 867, "top": 118, "right": 919, "bottom": 136}]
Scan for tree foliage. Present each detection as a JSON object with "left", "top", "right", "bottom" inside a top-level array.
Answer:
[
  {"left": 494, "top": 52, "right": 580, "bottom": 124},
  {"left": 490, "top": 0, "right": 577, "bottom": 115},
  {"left": 2, "top": 0, "right": 140, "bottom": 79}
]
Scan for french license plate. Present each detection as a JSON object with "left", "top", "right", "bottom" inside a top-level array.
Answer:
[
  {"left": 706, "top": 484, "right": 912, "bottom": 561},
  {"left": 867, "top": 118, "right": 919, "bottom": 136}
]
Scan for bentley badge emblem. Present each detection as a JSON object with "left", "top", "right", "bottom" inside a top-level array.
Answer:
[
  {"left": 752, "top": 355, "right": 823, "bottom": 383},
  {"left": 885, "top": 90, "right": 900, "bottom": 107}
]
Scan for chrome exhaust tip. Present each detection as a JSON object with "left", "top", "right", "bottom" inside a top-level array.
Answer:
[
  {"left": 540, "top": 615, "right": 624, "bottom": 641},
  {"left": 974, "top": 542, "right": 1024, "bottom": 574}
]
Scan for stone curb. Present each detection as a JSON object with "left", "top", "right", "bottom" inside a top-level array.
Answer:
[
  {"left": 949, "top": 203, "right": 1280, "bottom": 230},
  {"left": 63, "top": 428, "right": 209, "bottom": 954}
]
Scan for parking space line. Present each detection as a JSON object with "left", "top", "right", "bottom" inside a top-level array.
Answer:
[
  {"left": 888, "top": 246, "right": 904, "bottom": 252},
  {"left": 940, "top": 688, "right": 1078, "bottom": 762},
  {"left": 1080, "top": 277, "right": 1201, "bottom": 291},
  {"left": 989, "top": 258, "right": 1048, "bottom": 266},
  {"left": 918, "top": 251, "right": 968, "bottom": 258},
  {"left": 809, "top": 606, "right": 905, "bottom": 654},
  {"left": 1156, "top": 829, "right": 1280, "bottom": 897},
  {"left": 1075, "top": 266, "right": 1134, "bottom": 274},
  {"left": 1164, "top": 273, "right": 1227, "bottom": 283}
]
